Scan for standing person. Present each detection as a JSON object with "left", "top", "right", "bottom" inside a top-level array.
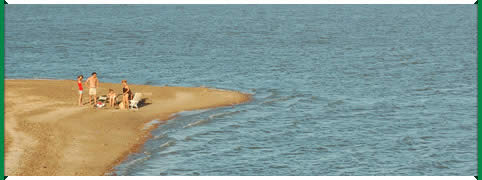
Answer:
[
  {"left": 77, "top": 75, "right": 84, "bottom": 106},
  {"left": 121, "top": 80, "right": 132, "bottom": 109},
  {"left": 85, "top": 72, "right": 99, "bottom": 106}
]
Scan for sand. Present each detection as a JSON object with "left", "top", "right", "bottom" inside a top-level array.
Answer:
[{"left": 4, "top": 79, "right": 252, "bottom": 176}]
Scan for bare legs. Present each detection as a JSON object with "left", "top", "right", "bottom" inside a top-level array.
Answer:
[
  {"left": 89, "top": 95, "right": 97, "bottom": 106},
  {"left": 109, "top": 96, "right": 116, "bottom": 108},
  {"left": 123, "top": 94, "right": 129, "bottom": 109},
  {"left": 78, "top": 93, "right": 83, "bottom": 106}
]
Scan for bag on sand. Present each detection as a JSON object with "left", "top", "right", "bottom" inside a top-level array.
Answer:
[{"left": 96, "top": 102, "right": 105, "bottom": 108}]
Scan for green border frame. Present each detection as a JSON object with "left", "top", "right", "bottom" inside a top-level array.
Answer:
[
  {"left": 1, "top": 1, "right": 4, "bottom": 178},
  {"left": 0, "top": 4, "right": 478, "bottom": 178},
  {"left": 476, "top": 2, "right": 481, "bottom": 178}
]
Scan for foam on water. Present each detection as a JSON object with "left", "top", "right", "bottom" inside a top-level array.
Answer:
[{"left": 142, "top": 119, "right": 162, "bottom": 130}]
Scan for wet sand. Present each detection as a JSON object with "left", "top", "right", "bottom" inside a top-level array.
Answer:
[{"left": 4, "top": 79, "right": 251, "bottom": 176}]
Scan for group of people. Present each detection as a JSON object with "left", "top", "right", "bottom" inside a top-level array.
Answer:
[{"left": 76, "top": 72, "right": 133, "bottom": 109}]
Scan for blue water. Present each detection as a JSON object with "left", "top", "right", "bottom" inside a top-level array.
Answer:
[{"left": 5, "top": 5, "right": 477, "bottom": 175}]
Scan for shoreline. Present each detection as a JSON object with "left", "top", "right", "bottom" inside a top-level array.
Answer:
[
  {"left": 4, "top": 79, "right": 252, "bottom": 176},
  {"left": 104, "top": 107, "right": 215, "bottom": 176},
  {"left": 4, "top": 78, "right": 252, "bottom": 94},
  {"left": 104, "top": 117, "right": 166, "bottom": 176}
]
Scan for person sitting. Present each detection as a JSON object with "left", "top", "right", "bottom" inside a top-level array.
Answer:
[{"left": 107, "top": 89, "right": 116, "bottom": 108}]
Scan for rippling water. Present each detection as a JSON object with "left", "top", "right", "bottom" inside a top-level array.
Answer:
[{"left": 5, "top": 5, "right": 477, "bottom": 175}]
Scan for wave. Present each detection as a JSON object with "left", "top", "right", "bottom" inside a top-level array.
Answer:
[
  {"left": 175, "top": 109, "right": 212, "bottom": 117},
  {"left": 142, "top": 119, "right": 162, "bottom": 130},
  {"left": 183, "top": 119, "right": 210, "bottom": 129},
  {"left": 209, "top": 110, "right": 246, "bottom": 119},
  {"left": 152, "top": 133, "right": 167, "bottom": 140},
  {"left": 261, "top": 94, "right": 306, "bottom": 105},
  {"left": 116, "top": 154, "right": 152, "bottom": 176},
  {"left": 159, "top": 140, "right": 176, "bottom": 150},
  {"left": 183, "top": 110, "right": 246, "bottom": 129}
]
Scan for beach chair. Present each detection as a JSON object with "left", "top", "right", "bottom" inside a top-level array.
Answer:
[
  {"left": 129, "top": 93, "right": 143, "bottom": 110},
  {"left": 98, "top": 96, "right": 107, "bottom": 102}
]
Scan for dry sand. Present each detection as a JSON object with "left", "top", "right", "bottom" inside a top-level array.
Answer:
[{"left": 4, "top": 79, "right": 251, "bottom": 176}]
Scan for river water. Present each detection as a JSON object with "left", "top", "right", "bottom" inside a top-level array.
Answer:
[{"left": 5, "top": 5, "right": 477, "bottom": 175}]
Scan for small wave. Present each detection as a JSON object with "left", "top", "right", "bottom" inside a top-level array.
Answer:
[
  {"left": 247, "top": 146, "right": 266, "bottom": 150},
  {"left": 176, "top": 109, "right": 212, "bottom": 117},
  {"left": 183, "top": 110, "right": 246, "bottom": 129},
  {"left": 170, "top": 168, "right": 194, "bottom": 172},
  {"left": 262, "top": 94, "right": 304, "bottom": 105},
  {"left": 159, "top": 140, "right": 176, "bottom": 150},
  {"left": 233, "top": 146, "right": 243, "bottom": 151},
  {"left": 433, "top": 161, "right": 449, "bottom": 169},
  {"left": 414, "top": 87, "right": 433, "bottom": 92},
  {"left": 399, "top": 136, "right": 415, "bottom": 145},
  {"left": 184, "top": 136, "right": 193, "bottom": 141},
  {"left": 269, "top": 165, "right": 289, "bottom": 169},
  {"left": 183, "top": 119, "right": 210, "bottom": 128},
  {"left": 327, "top": 100, "right": 344, "bottom": 108},
  {"left": 209, "top": 110, "right": 245, "bottom": 119},
  {"left": 314, "top": 146, "right": 328, "bottom": 151},
  {"left": 397, "top": 136, "right": 429, "bottom": 147},
  {"left": 410, "top": 61, "right": 426, "bottom": 65},
  {"left": 142, "top": 119, "right": 161, "bottom": 130},
  {"left": 10, "top": 46, "right": 34, "bottom": 49},
  {"left": 457, "top": 124, "right": 474, "bottom": 130},
  {"left": 266, "top": 89, "right": 279, "bottom": 98},
  {"left": 420, "top": 136, "right": 433, "bottom": 140},
  {"left": 190, "top": 172, "right": 201, "bottom": 176},
  {"left": 158, "top": 150, "right": 179, "bottom": 157},
  {"left": 117, "top": 154, "right": 152, "bottom": 176},
  {"left": 152, "top": 133, "right": 167, "bottom": 140},
  {"left": 281, "top": 151, "right": 304, "bottom": 156},
  {"left": 168, "top": 114, "right": 179, "bottom": 119},
  {"left": 405, "top": 103, "right": 426, "bottom": 108}
]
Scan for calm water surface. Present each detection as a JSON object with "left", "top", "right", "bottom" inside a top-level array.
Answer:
[{"left": 5, "top": 5, "right": 477, "bottom": 175}]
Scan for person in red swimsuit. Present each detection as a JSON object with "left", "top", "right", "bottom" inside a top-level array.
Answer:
[{"left": 77, "top": 75, "right": 84, "bottom": 106}]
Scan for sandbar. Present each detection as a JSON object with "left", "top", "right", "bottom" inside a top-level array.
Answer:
[{"left": 4, "top": 79, "right": 251, "bottom": 176}]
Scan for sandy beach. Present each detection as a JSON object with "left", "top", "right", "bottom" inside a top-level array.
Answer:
[{"left": 4, "top": 79, "right": 251, "bottom": 176}]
